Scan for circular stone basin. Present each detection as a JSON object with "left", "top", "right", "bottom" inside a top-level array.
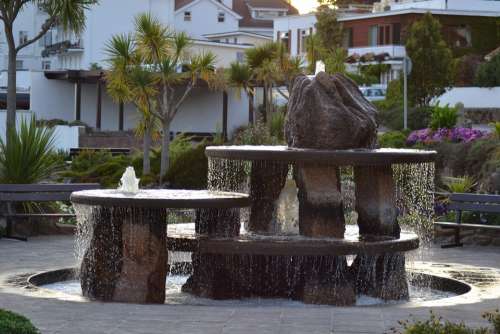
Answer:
[
  {"left": 28, "top": 268, "right": 471, "bottom": 306},
  {"left": 167, "top": 224, "right": 419, "bottom": 256},
  {"left": 70, "top": 189, "right": 251, "bottom": 208},
  {"left": 205, "top": 146, "right": 437, "bottom": 165}
]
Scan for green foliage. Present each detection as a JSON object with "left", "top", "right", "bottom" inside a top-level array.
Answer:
[
  {"left": 441, "top": 175, "right": 476, "bottom": 193},
  {"left": 429, "top": 104, "right": 458, "bottom": 130},
  {"left": 0, "top": 117, "right": 62, "bottom": 184},
  {"left": 360, "top": 64, "right": 391, "bottom": 82},
  {"left": 483, "top": 310, "right": 500, "bottom": 333},
  {"left": 405, "top": 13, "right": 456, "bottom": 106},
  {"left": 455, "top": 54, "right": 483, "bottom": 87},
  {"left": 315, "top": 5, "right": 344, "bottom": 52},
  {"left": 268, "top": 111, "right": 286, "bottom": 143},
  {"left": 0, "top": 309, "right": 40, "bottom": 334},
  {"left": 475, "top": 53, "right": 500, "bottom": 87},
  {"left": 491, "top": 122, "right": 500, "bottom": 139},
  {"left": 346, "top": 72, "right": 378, "bottom": 86},
  {"left": 324, "top": 48, "right": 347, "bottom": 74},
  {"left": 395, "top": 312, "right": 490, "bottom": 334},
  {"left": 62, "top": 150, "right": 131, "bottom": 188},
  {"left": 432, "top": 138, "right": 500, "bottom": 192},
  {"left": 374, "top": 78, "right": 404, "bottom": 111},
  {"left": 165, "top": 142, "right": 208, "bottom": 189},
  {"left": 377, "top": 106, "right": 432, "bottom": 131},
  {"left": 233, "top": 122, "right": 280, "bottom": 145},
  {"left": 378, "top": 131, "right": 409, "bottom": 148}
]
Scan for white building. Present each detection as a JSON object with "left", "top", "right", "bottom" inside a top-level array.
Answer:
[{"left": 0, "top": 0, "right": 299, "bottom": 148}]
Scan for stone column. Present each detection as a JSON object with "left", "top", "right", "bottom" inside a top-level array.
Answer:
[
  {"left": 80, "top": 206, "right": 168, "bottom": 304},
  {"left": 354, "top": 165, "right": 400, "bottom": 237},
  {"left": 248, "top": 161, "right": 289, "bottom": 233},
  {"left": 295, "top": 164, "right": 345, "bottom": 238}
]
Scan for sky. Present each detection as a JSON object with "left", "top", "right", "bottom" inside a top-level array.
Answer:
[{"left": 291, "top": 0, "right": 320, "bottom": 13}]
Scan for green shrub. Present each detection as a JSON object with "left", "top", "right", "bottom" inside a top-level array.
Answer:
[
  {"left": 429, "top": 103, "right": 458, "bottom": 130},
  {"left": 483, "top": 310, "right": 500, "bottom": 333},
  {"left": 165, "top": 141, "right": 208, "bottom": 189},
  {"left": 233, "top": 121, "right": 280, "bottom": 145},
  {"left": 491, "top": 122, "right": 500, "bottom": 139},
  {"left": 474, "top": 53, "right": 500, "bottom": 87},
  {"left": 62, "top": 150, "right": 131, "bottom": 188},
  {"left": 346, "top": 72, "right": 378, "bottom": 86},
  {"left": 268, "top": 111, "right": 286, "bottom": 143},
  {"left": 377, "top": 106, "right": 431, "bottom": 131},
  {"left": 441, "top": 175, "right": 476, "bottom": 193},
  {"left": 0, "top": 309, "right": 40, "bottom": 334},
  {"left": 395, "top": 311, "right": 490, "bottom": 334},
  {"left": 378, "top": 131, "right": 409, "bottom": 148},
  {"left": 0, "top": 117, "right": 62, "bottom": 184}
]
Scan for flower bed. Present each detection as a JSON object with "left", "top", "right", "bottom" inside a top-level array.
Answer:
[{"left": 407, "top": 128, "right": 488, "bottom": 146}]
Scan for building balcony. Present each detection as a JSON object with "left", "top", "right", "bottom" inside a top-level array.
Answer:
[
  {"left": 42, "top": 40, "right": 84, "bottom": 58},
  {"left": 347, "top": 45, "right": 406, "bottom": 62}
]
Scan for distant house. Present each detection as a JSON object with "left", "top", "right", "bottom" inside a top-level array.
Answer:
[{"left": 274, "top": 0, "right": 500, "bottom": 84}]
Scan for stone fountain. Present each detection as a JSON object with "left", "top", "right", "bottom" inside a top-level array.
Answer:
[
  {"left": 72, "top": 72, "right": 436, "bottom": 306},
  {"left": 170, "top": 73, "right": 436, "bottom": 305}
]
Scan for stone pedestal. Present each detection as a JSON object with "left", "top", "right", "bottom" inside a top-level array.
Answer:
[
  {"left": 295, "top": 165, "right": 345, "bottom": 238},
  {"left": 248, "top": 161, "right": 289, "bottom": 233},
  {"left": 80, "top": 206, "right": 168, "bottom": 304},
  {"left": 195, "top": 208, "right": 240, "bottom": 237},
  {"left": 354, "top": 166, "right": 400, "bottom": 237}
]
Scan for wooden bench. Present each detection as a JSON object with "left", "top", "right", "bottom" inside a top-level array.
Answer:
[
  {"left": 69, "top": 148, "right": 131, "bottom": 158},
  {"left": 0, "top": 183, "right": 100, "bottom": 241},
  {"left": 435, "top": 193, "right": 500, "bottom": 248}
]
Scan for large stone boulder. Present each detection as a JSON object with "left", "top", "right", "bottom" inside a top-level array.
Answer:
[{"left": 285, "top": 72, "right": 378, "bottom": 150}]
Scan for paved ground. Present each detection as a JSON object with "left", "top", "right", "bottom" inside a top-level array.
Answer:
[{"left": 1, "top": 236, "right": 500, "bottom": 334}]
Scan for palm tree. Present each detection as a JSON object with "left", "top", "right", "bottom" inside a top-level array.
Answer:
[
  {"left": 108, "top": 14, "right": 217, "bottom": 181},
  {"left": 305, "top": 34, "right": 321, "bottom": 74},
  {"left": 245, "top": 42, "right": 278, "bottom": 122},
  {"left": 105, "top": 34, "right": 159, "bottom": 175},
  {"left": 228, "top": 62, "right": 255, "bottom": 124},
  {"left": 0, "top": 0, "right": 97, "bottom": 138}
]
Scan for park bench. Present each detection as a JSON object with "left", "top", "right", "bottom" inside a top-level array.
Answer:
[
  {"left": 435, "top": 193, "right": 500, "bottom": 248},
  {"left": 0, "top": 183, "right": 100, "bottom": 241},
  {"left": 69, "top": 147, "right": 131, "bottom": 158}
]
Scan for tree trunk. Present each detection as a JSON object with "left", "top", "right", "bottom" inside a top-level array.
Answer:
[
  {"left": 142, "top": 126, "right": 152, "bottom": 175},
  {"left": 248, "top": 90, "right": 254, "bottom": 124},
  {"left": 6, "top": 47, "right": 17, "bottom": 133},
  {"left": 160, "top": 119, "right": 171, "bottom": 184}
]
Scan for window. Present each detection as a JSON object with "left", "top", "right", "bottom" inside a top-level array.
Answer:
[
  {"left": 218, "top": 12, "right": 225, "bottom": 23},
  {"left": 369, "top": 25, "right": 378, "bottom": 46},
  {"left": 233, "top": 37, "right": 237, "bottom": 44},
  {"left": 378, "top": 24, "right": 391, "bottom": 45},
  {"left": 39, "top": 31, "right": 53, "bottom": 47},
  {"left": 42, "top": 61, "right": 51, "bottom": 70},
  {"left": 299, "top": 29, "right": 311, "bottom": 54},
  {"left": 184, "top": 11, "right": 191, "bottom": 21},
  {"left": 16, "top": 60, "right": 24, "bottom": 70},
  {"left": 392, "top": 23, "right": 401, "bottom": 45},
  {"left": 19, "top": 31, "right": 28, "bottom": 45}
]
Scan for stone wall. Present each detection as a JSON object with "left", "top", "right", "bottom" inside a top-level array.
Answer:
[
  {"left": 464, "top": 108, "right": 500, "bottom": 124},
  {"left": 79, "top": 131, "right": 144, "bottom": 149}
]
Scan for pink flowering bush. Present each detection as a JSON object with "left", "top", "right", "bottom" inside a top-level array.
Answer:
[{"left": 407, "top": 127, "right": 488, "bottom": 146}]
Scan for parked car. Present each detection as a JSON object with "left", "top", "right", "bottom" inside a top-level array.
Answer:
[{"left": 359, "top": 86, "right": 386, "bottom": 102}]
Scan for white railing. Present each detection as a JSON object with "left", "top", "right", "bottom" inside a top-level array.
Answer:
[{"left": 348, "top": 45, "right": 406, "bottom": 58}]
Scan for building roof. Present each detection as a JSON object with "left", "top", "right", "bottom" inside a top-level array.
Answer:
[
  {"left": 175, "top": 0, "right": 242, "bottom": 19},
  {"left": 175, "top": 0, "right": 298, "bottom": 29},
  {"left": 203, "top": 30, "right": 273, "bottom": 39},
  {"left": 338, "top": 7, "right": 500, "bottom": 21},
  {"left": 233, "top": 0, "right": 298, "bottom": 29}
]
